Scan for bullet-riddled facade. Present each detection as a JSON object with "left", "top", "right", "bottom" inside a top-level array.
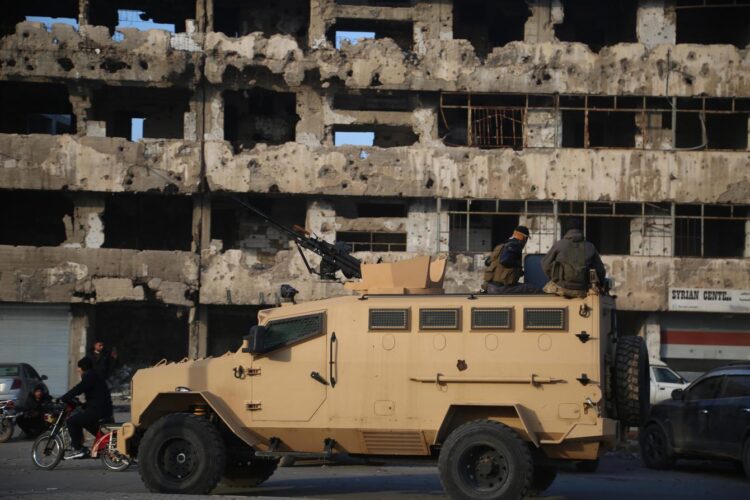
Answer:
[{"left": 1, "top": 0, "right": 749, "bottom": 391}]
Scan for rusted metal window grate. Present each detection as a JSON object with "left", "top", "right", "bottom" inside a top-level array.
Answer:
[
  {"left": 419, "top": 309, "right": 460, "bottom": 330},
  {"left": 369, "top": 309, "right": 410, "bottom": 331},
  {"left": 524, "top": 308, "right": 567, "bottom": 331},
  {"left": 471, "top": 308, "right": 513, "bottom": 330},
  {"left": 471, "top": 108, "right": 525, "bottom": 149}
]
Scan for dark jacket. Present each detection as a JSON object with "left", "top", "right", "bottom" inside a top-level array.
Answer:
[
  {"left": 89, "top": 348, "right": 114, "bottom": 380},
  {"left": 542, "top": 229, "right": 606, "bottom": 290},
  {"left": 61, "top": 370, "right": 113, "bottom": 418},
  {"left": 23, "top": 387, "right": 52, "bottom": 418}
]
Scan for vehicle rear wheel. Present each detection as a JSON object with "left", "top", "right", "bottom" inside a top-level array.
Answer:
[
  {"left": 526, "top": 466, "right": 557, "bottom": 497},
  {"left": 31, "top": 431, "right": 64, "bottom": 470},
  {"left": 138, "top": 413, "right": 225, "bottom": 494},
  {"left": 614, "top": 336, "right": 650, "bottom": 426},
  {"left": 0, "top": 420, "right": 14, "bottom": 442},
  {"left": 640, "top": 424, "right": 675, "bottom": 470},
  {"left": 438, "top": 419, "right": 532, "bottom": 500}
]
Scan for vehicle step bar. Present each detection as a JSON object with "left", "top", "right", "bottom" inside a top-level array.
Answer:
[{"left": 255, "top": 437, "right": 335, "bottom": 459}]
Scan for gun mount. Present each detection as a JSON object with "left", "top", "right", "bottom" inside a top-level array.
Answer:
[{"left": 231, "top": 196, "right": 362, "bottom": 281}]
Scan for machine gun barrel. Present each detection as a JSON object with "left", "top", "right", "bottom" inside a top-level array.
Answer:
[{"left": 230, "top": 196, "right": 362, "bottom": 280}]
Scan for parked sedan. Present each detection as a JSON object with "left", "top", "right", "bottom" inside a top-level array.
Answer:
[
  {"left": 641, "top": 364, "right": 750, "bottom": 479},
  {"left": 0, "top": 363, "right": 49, "bottom": 408}
]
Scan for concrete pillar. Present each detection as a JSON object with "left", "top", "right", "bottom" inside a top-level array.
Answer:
[
  {"left": 188, "top": 306, "right": 208, "bottom": 359},
  {"left": 68, "top": 305, "right": 93, "bottom": 390},
  {"left": 525, "top": 110, "right": 562, "bottom": 148},
  {"left": 414, "top": 0, "right": 453, "bottom": 55},
  {"left": 407, "top": 201, "right": 442, "bottom": 254},
  {"left": 524, "top": 0, "right": 563, "bottom": 43},
  {"left": 78, "top": 0, "right": 90, "bottom": 26},
  {"left": 641, "top": 313, "right": 662, "bottom": 362},
  {"left": 636, "top": 0, "right": 676, "bottom": 48},
  {"left": 309, "top": 0, "right": 337, "bottom": 48},
  {"left": 636, "top": 112, "right": 673, "bottom": 150},
  {"left": 296, "top": 88, "right": 325, "bottom": 146},
  {"left": 203, "top": 87, "right": 224, "bottom": 141},
  {"left": 307, "top": 200, "right": 336, "bottom": 244},
  {"left": 630, "top": 217, "right": 672, "bottom": 256},
  {"left": 67, "top": 83, "right": 93, "bottom": 137},
  {"left": 63, "top": 194, "right": 106, "bottom": 249}
]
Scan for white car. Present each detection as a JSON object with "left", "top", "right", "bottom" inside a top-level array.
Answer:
[{"left": 649, "top": 360, "right": 689, "bottom": 405}]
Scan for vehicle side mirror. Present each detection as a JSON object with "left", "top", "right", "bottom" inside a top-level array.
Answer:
[
  {"left": 671, "top": 388, "right": 684, "bottom": 401},
  {"left": 40, "top": 375, "right": 48, "bottom": 381},
  {"left": 242, "top": 325, "right": 267, "bottom": 355}
]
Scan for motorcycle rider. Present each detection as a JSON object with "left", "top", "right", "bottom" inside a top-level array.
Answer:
[
  {"left": 16, "top": 384, "right": 52, "bottom": 438},
  {"left": 60, "top": 357, "right": 113, "bottom": 459}
]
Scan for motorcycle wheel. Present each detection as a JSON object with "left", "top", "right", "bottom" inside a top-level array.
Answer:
[
  {"left": 101, "top": 449, "right": 132, "bottom": 472},
  {"left": 31, "top": 431, "right": 64, "bottom": 470},
  {"left": 0, "top": 419, "right": 14, "bottom": 443}
]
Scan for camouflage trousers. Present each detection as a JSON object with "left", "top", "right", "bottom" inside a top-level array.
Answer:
[{"left": 543, "top": 281, "right": 587, "bottom": 299}]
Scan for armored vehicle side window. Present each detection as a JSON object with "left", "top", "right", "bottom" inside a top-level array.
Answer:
[
  {"left": 369, "top": 309, "right": 410, "bottom": 331},
  {"left": 419, "top": 309, "right": 460, "bottom": 331},
  {"left": 264, "top": 313, "right": 325, "bottom": 352},
  {"left": 523, "top": 308, "right": 567, "bottom": 331},
  {"left": 471, "top": 308, "right": 513, "bottom": 330}
]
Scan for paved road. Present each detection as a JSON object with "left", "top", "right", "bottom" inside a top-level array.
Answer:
[{"left": 2, "top": 430, "right": 748, "bottom": 499}]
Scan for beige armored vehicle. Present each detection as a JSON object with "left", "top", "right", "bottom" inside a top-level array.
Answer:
[{"left": 118, "top": 220, "right": 648, "bottom": 500}]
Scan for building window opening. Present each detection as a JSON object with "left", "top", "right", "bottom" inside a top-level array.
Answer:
[
  {"left": 91, "top": 86, "right": 191, "bottom": 140},
  {"left": 95, "top": 303, "right": 189, "bottom": 373},
  {"left": 210, "top": 195, "right": 306, "bottom": 257},
  {"left": 1, "top": 1, "right": 78, "bottom": 37},
  {"left": 588, "top": 111, "right": 637, "bottom": 148},
  {"left": 453, "top": 0, "right": 529, "bottom": 59},
  {"left": 333, "top": 91, "right": 414, "bottom": 112},
  {"left": 704, "top": 219, "right": 745, "bottom": 258},
  {"left": 0, "top": 82, "right": 76, "bottom": 135},
  {"left": 213, "top": 0, "right": 310, "bottom": 46},
  {"left": 334, "top": 125, "right": 417, "bottom": 147},
  {"left": 223, "top": 89, "right": 298, "bottom": 152},
  {"left": 555, "top": 0, "right": 637, "bottom": 52},
  {"left": 675, "top": 1, "right": 750, "bottom": 47},
  {"left": 89, "top": 1, "right": 195, "bottom": 36},
  {"left": 356, "top": 202, "right": 407, "bottom": 218},
  {"left": 337, "top": 231, "right": 407, "bottom": 252},
  {"left": 439, "top": 93, "right": 527, "bottom": 149},
  {"left": 334, "top": 0, "right": 416, "bottom": 5},
  {"left": 102, "top": 194, "right": 193, "bottom": 251},
  {"left": 0, "top": 191, "right": 73, "bottom": 247},
  {"left": 328, "top": 19, "right": 413, "bottom": 51}
]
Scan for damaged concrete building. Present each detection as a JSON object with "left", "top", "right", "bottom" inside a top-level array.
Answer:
[{"left": 1, "top": 0, "right": 749, "bottom": 392}]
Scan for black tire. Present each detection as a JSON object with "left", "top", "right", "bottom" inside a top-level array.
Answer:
[
  {"left": 138, "top": 413, "right": 226, "bottom": 494},
  {"left": 614, "top": 336, "right": 650, "bottom": 427},
  {"left": 438, "top": 419, "right": 533, "bottom": 500},
  {"left": 0, "top": 420, "right": 14, "bottom": 443},
  {"left": 640, "top": 424, "right": 675, "bottom": 470},
  {"left": 526, "top": 466, "right": 557, "bottom": 497},
  {"left": 742, "top": 437, "right": 750, "bottom": 480},
  {"left": 222, "top": 444, "right": 278, "bottom": 488},
  {"left": 574, "top": 459, "right": 599, "bottom": 473},
  {"left": 31, "top": 431, "right": 64, "bottom": 470}
]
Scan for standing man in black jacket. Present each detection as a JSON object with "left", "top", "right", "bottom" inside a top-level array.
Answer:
[{"left": 60, "top": 357, "right": 113, "bottom": 458}]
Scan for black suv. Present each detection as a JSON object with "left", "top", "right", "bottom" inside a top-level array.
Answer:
[{"left": 641, "top": 364, "right": 750, "bottom": 478}]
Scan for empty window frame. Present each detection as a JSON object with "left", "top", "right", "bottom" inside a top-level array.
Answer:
[
  {"left": 333, "top": 125, "right": 417, "bottom": 148},
  {"left": 328, "top": 19, "right": 414, "bottom": 51},
  {"left": 440, "top": 93, "right": 750, "bottom": 151},
  {"left": 555, "top": 0, "right": 638, "bottom": 52},
  {"left": 338, "top": 231, "right": 407, "bottom": 252},
  {"left": 419, "top": 308, "right": 461, "bottom": 331},
  {"left": 0, "top": 82, "right": 76, "bottom": 135},
  {"left": 524, "top": 308, "right": 567, "bottom": 331},
  {"left": 369, "top": 308, "right": 410, "bottom": 331},
  {"left": 223, "top": 89, "right": 298, "bottom": 151},
  {"left": 213, "top": 0, "right": 310, "bottom": 45},
  {"left": 674, "top": 0, "right": 750, "bottom": 48},
  {"left": 471, "top": 308, "right": 513, "bottom": 330},
  {"left": 88, "top": 1, "right": 195, "bottom": 36},
  {"left": 1, "top": 0, "right": 78, "bottom": 37},
  {"left": 453, "top": 0, "right": 529, "bottom": 59}
]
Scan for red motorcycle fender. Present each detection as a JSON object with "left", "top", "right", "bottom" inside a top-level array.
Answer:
[{"left": 90, "top": 431, "right": 111, "bottom": 458}]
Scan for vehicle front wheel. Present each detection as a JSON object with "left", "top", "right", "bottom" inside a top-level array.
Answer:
[
  {"left": 438, "top": 419, "right": 532, "bottom": 500},
  {"left": 31, "top": 431, "right": 64, "bottom": 470},
  {"left": 0, "top": 419, "right": 14, "bottom": 442},
  {"left": 138, "top": 413, "right": 226, "bottom": 494},
  {"left": 640, "top": 424, "right": 675, "bottom": 470}
]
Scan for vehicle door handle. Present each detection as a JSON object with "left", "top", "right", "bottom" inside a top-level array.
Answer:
[
  {"left": 659, "top": 387, "right": 667, "bottom": 391},
  {"left": 310, "top": 371, "right": 329, "bottom": 386},
  {"left": 699, "top": 409, "right": 709, "bottom": 415}
]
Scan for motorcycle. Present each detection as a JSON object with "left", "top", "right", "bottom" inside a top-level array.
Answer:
[
  {"left": 0, "top": 399, "right": 18, "bottom": 443},
  {"left": 30, "top": 399, "right": 131, "bottom": 471}
]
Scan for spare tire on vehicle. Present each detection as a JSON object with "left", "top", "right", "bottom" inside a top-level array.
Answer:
[{"left": 614, "top": 335, "right": 650, "bottom": 427}]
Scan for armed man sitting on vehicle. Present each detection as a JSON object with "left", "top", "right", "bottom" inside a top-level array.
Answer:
[
  {"left": 60, "top": 357, "right": 114, "bottom": 459},
  {"left": 482, "top": 225, "right": 541, "bottom": 294},
  {"left": 541, "top": 218, "right": 606, "bottom": 298}
]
